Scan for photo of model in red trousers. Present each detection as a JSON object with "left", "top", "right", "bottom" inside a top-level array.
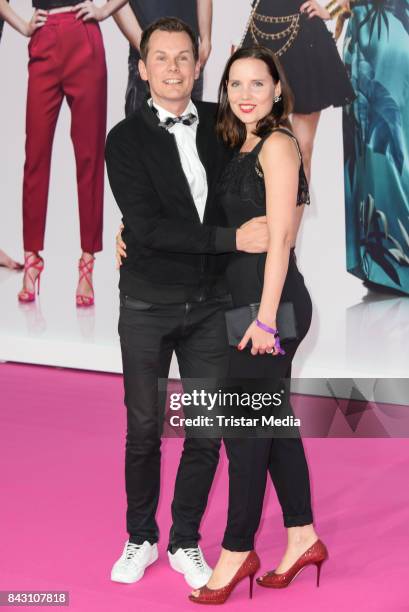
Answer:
[
  {"left": 21, "top": 9, "right": 106, "bottom": 305},
  {"left": 3, "top": 0, "right": 130, "bottom": 306}
]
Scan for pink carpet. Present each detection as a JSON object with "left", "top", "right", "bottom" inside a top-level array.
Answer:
[{"left": 1, "top": 363, "right": 408, "bottom": 612}]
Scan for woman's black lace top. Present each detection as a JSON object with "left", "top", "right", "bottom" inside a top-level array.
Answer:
[
  {"left": 216, "top": 127, "right": 310, "bottom": 307},
  {"left": 217, "top": 127, "right": 310, "bottom": 229}
]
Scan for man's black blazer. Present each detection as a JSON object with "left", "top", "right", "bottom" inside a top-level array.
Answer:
[{"left": 105, "top": 100, "right": 237, "bottom": 303}]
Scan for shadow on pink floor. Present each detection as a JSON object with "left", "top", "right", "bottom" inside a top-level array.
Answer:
[{"left": 1, "top": 364, "right": 408, "bottom": 612}]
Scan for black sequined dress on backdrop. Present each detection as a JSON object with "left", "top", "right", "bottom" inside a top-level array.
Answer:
[{"left": 241, "top": 0, "right": 355, "bottom": 114}]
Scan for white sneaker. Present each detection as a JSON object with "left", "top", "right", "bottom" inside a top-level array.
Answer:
[
  {"left": 111, "top": 540, "right": 158, "bottom": 584},
  {"left": 168, "top": 546, "right": 212, "bottom": 589}
]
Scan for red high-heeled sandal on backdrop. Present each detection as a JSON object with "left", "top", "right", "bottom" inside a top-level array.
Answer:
[
  {"left": 17, "top": 253, "right": 44, "bottom": 303},
  {"left": 189, "top": 550, "right": 260, "bottom": 605},
  {"left": 256, "top": 539, "right": 328, "bottom": 589},
  {"left": 76, "top": 255, "right": 95, "bottom": 307}
]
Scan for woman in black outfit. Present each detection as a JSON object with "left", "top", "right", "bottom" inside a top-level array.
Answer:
[
  {"left": 190, "top": 46, "right": 327, "bottom": 604},
  {"left": 240, "top": 0, "right": 355, "bottom": 182}
]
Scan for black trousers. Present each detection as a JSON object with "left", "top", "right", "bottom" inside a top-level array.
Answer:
[
  {"left": 118, "top": 292, "right": 231, "bottom": 549},
  {"left": 125, "top": 53, "right": 204, "bottom": 117},
  {"left": 222, "top": 261, "right": 314, "bottom": 551}
]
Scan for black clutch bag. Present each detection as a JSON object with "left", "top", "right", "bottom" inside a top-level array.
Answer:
[{"left": 225, "top": 302, "right": 298, "bottom": 347}]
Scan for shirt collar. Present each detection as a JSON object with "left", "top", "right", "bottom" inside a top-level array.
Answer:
[{"left": 149, "top": 98, "right": 198, "bottom": 124}]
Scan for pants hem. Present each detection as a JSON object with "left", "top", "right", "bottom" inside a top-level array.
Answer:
[
  {"left": 283, "top": 513, "right": 313, "bottom": 528},
  {"left": 129, "top": 534, "right": 158, "bottom": 545},
  {"left": 221, "top": 536, "right": 254, "bottom": 552},
  {"left": 81, "top": 243, "right": 103, "bottom": 254},
  {"left": 167, "top": 539, "right": 200, "bottom": 552},
  {"left": 23, "top": 244, "right": 44, "bottom": 253}
]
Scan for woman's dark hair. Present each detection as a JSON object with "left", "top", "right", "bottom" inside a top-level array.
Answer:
[
  {"left": 140, "top": 17, "right": 199, "bottom": 63},
  {"left": 216, "top": 46, "right": 294, "bottom": 148}
]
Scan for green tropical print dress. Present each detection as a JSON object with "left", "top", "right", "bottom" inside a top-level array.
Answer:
[{"left": 343, "top": 0, "right": 409, "bottom": 293}]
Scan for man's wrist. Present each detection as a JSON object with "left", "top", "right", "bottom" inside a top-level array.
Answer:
[
  {"left": 236, "top": 228, "right": 242, "bottom": 251},
  {"left": 214, "top": 227, "right": 237, "bottom": 253}
]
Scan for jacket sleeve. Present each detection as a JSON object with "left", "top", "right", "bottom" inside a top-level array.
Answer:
[{"left": 105, "top": 127, "right": 237, "bottom": 255}]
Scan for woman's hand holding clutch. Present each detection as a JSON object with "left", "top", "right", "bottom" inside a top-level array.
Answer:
[{"left": 237, "top": 320, "right": 280, "bottom": 356}]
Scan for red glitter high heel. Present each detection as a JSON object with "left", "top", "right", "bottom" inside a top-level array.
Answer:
[
  {"left": 256, "top": 539, "right": 328, "bottom": 589},
  {"left": 76, "top": 254, "right": 95, "bottom": 307},
  {"left": 189, "top": 551, "right": 260, "bottom": 605},
  {"left": 17, "top": 253, "right": 44, "bottom": 303}
]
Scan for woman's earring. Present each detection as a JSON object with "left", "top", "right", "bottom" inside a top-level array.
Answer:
[{"left": 273, "top": 94, "right": 282, "bottom": 104}]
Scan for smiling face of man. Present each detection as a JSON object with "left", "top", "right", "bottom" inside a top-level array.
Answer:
[{"left": 139, "top": 30, "right": 201, "bottom": 115}]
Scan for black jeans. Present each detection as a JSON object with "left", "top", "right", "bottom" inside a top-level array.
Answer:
[
  {"left": 222, "top": 261, "right": 314, "bottom": 551},
  {"left": 125, "top": 53, "right": 204, "bottom": 117},
  {"left": 118, "top": 292, "right": 231, "bottom": 549}
]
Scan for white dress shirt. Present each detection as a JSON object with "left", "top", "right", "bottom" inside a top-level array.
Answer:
[{"left": 149, "top": 98, "right": 208, "bottom": 223}]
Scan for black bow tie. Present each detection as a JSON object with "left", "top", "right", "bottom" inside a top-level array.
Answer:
[{"left": 157, "top": 112, "right": 198, "bottom": 131}]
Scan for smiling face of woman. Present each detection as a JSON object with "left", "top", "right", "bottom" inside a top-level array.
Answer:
[{"left": 227, "top": 57, "right": 281, "bottom": 135}]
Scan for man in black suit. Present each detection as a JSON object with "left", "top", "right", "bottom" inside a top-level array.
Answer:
[
  {"left": 105, "top": 17, "right": 268, "bottom": 588},
  {"left": 113, "top": 0, "right": 212, "bottom": 115}
]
